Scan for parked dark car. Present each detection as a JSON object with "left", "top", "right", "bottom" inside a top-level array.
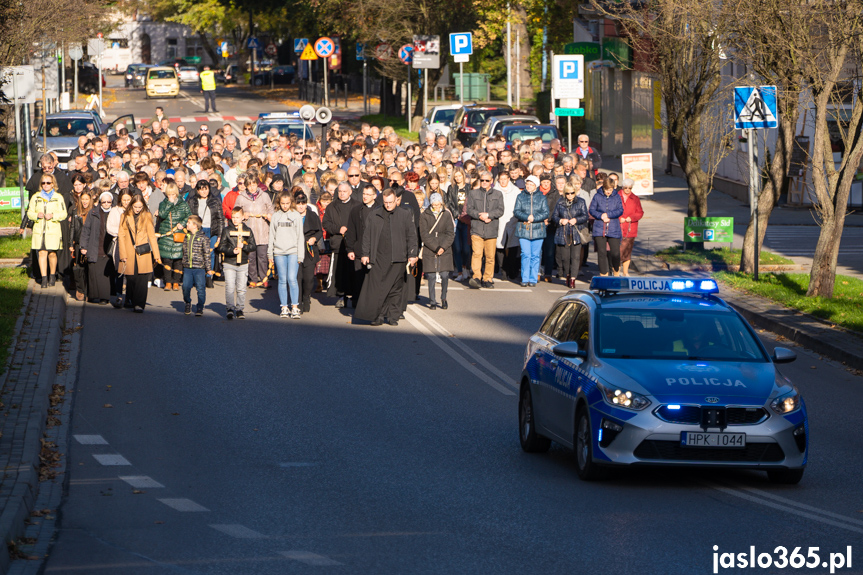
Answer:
[
  {"left": 449, "top": 104, "right": 514, "bottom": 146},
  {"left": 253, "top": 65, "right": 295, "bottom": 86},
  {"left": 501, "top": 124, "right": 563, "bottom": 152},
  {"left": 64, "top": 62, "right": 102, "bottom": 94}
]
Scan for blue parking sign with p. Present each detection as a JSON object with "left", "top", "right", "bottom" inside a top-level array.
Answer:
[
  {"left": 559, "top": 59, "right": 579, "bottom": 79},
  {"left": 449, "top": 33, "right": 473, "bottom": 56}
]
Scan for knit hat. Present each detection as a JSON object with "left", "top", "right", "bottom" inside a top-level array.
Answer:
[
  {"left": 429, "top": 192, "right": 443, "bottom": 204},
  {"left": 525, "top": 175, "right": 540, "bottom": 188}
]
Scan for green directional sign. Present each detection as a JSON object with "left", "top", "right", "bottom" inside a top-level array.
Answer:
[
  {"left": 554, "top": 108, "right": 584, "bottom": 117},
  {"left": 684, "top": 217, "right": 734, "bottom": 243},
  {"left": 0, "top": 187, "right": 25, "bottom": 211}
]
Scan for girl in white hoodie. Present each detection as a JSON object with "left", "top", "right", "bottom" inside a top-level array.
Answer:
[{"left": 268, "top": 191, "right": 305, "bottom": 319}]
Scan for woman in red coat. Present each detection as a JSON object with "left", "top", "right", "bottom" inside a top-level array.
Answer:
[{"left": 618, "top": 178, "right": 644, "bottom": 276}]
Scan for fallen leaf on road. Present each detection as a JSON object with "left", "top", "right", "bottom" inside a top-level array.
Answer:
[
  {"left": 103, "top": 404, "right": 113, "bottom": 408},
  {"left": 127, "top": 401, "right": 133, "bottom": 404},
  {"left": 132, "top": 490, "right": 145, "bottom": 494},
  {"left": 155, "top": 521, "right": 164, "bottom": 524},
  {"left": 810, "top": 366, "right": 816, "bottom": 369},
  {"left": 171, "top": 412, "right": 179, "bottom": 415}
]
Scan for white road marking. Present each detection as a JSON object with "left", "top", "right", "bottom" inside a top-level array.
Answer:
[
  {"left": 481, "top": 288, "right": 532, "bottom": 292},
  {"left": 157, "top": 498, "right": 210, "bottom": 512},
  {"left": 179, "top": 90, "right": 203, "bottom": 108},
  {"left": 209, "top": 524, "right": 266, "bottom": 539},
  {"left": 92, "top": 454, "right": 131, "bottom": 466},
  {"left": 118, "top": 476, "right": 164, "bottom": 488},
  {"left": 738, "top": 486, "right": 863, "bottom": 527},
  {"left": 74, "top": 434, "right": 108, "bottom": 445},
  {"left": 403, "top": 311, "right": 515, "bottom": 396},
  {"left": 408, "top": 307, "right": 518, "bottom": 391},
  {"left": 709, "top": 484, "right": 863, "bottom": 534},
  {"left": 180, "top": 116, "right": 196, "bottom": 122},
  {"left": 279, "top": 551, "right": 343, "bottom": 566}
]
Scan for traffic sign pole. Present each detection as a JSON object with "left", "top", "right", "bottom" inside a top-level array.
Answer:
[
  {"left": 748, "top": 127, "right": 760, "bottom": 280},
  {"left": 424, "top": 69, "right": 428, "bottom": 118},
  {"left": 11, "top": 73, "right": 24, "bottom": 220},
  {"left": 407, "top": 69, "right": 411, "bottom": 126},
  {"left": 459, "top": 62, "right": 463, "bottom": 105},
  {"left": 363, "top": 59, "right": 368, "bottom": 115}
]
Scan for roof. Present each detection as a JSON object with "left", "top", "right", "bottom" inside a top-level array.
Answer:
[
  {"left": 45, "top": 111, "right": 100, "bottom": 119},
  {"left": 563, "top": 290, "right": 732, "bottom": 312}
]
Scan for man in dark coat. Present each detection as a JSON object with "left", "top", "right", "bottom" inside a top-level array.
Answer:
[
  {"left": 25, "top": 154, "right": 73, "bottom": 199},
  {"left": 344, "top": 187, "right": 381, "bottom": 305},
  {"left": 395, "top": 186, "right": 421, "bottom": 312},
  {"left": 322, "top": 182, "right": 358, "bottom": 308},
  {"left": 347, "top": 166, "right": 371, "bottom": 203},
  {"left": 354, "top": 189, "right": 418, "bottom": 326}
]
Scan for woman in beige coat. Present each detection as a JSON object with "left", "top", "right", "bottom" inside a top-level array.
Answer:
[
  {"left": 27, "top": 173, "right": 68, "bottom": 288},
  {"left": 118, "top": 194, "right": 162, "bottom": 313}
]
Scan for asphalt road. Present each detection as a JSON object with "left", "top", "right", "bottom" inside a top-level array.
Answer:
[
  {"left": 40, "top": 82, "right": 863, "bottom": 574},
  {"left": 42, "top": 270, "right": 863, "bottom": 574}
]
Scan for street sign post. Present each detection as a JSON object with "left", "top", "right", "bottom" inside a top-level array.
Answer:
[
  {"left": 551, "top": 54, "right": 585, "bottom": 149},
  {"left": 412, "top": 35, "right": 440, "bottom": 117},
  {"left": 398, "top": 45, "right": 414, "bottom": 125},
  {"left": 450, "top": 32, "right": 473, "bottom": 104},
  {"left": 734, "top": 85, "right": 778, "bottom": 279},
  {"left": 356, "top": 43, "right": 367, "bottom": 61},
  {"left": 300, "top": 44, "right": 317, "bottom": 60},
  {"left": 265, "top": 43, "right": 277, "bottom": 57},
  {"left": 356, "top": 43, "right": 368, "bottom": 114},
  {"left": 683, "top": 217, "right": 734, "bottom": 243},
  {"left": 294, "top": 38, "right": 308, "bottom": 54},
  {"left": 375, "top": 43, "right": 392, "bottom": 61},
  {"left": 314, "top": 37, "right": 335, "bottom": 106}
]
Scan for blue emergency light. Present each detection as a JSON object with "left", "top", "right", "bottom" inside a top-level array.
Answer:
[
  {"left": 258, "top": 112, "right": 301, "bottom": 118},
  {"left": 589, "top": 276, "right": 719, "bottom": 295}
]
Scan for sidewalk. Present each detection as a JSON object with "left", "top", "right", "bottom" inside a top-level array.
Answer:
[{"left": 0, "top": 282, "right": 66, "bottom": 573}]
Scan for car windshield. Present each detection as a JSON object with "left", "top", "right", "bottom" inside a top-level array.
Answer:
[
  {"left": 467, "top": 109, "right": 510, "bottom": 128},
  {"left": 502, "top": 126, "right": 558, "bottom": 143},
  {"left": 255, "top": 123, "right": 314, "bottom": 140},
  {"left": 149, "top": 70, "right": 176, "bottom": 80},
  {"left": 432, "top": 109, "right": 457, "bottom": 124},
  {"left": 180, "top": 67, "right": 196, "bottom": 72},
  {"left": 40, "top": 119, "right": 97, "bottom": 137},
  {"left": 596, "top": 308, "right": 769, "bottom": 362}
]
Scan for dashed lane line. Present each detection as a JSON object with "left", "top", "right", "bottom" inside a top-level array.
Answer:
[
  {"left": 279, "top": 551, "right": 344, "bottom": 566},
  {"left": 157, "top": 498, "right": 210, "bottom": 512},
  {"left": 118, "top": 476, "right": 165, "bottom": 489},
  {"left": 209, "top": 524, "right": 266, "bottom": 539},
  {"left": 74, "top": 434, "right": 108, "bottom": 445},
  {"left": 92, "top": 454, "right": 131, "bottom": 466}
]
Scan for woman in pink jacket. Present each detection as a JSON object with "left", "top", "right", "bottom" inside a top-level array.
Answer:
[{"left": 618, "top": 178, "right": 644, "bottom": 276}]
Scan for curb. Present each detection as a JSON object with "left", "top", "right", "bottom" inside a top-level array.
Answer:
[
  {"left": 632, "top": 255, "right": 804, "bottom": 273},
  {"left": 0, "top": 282, "right": 66, "bottom": 574},
  {"left": 630, "top": 257, "right": 863, "bottom": 371}
]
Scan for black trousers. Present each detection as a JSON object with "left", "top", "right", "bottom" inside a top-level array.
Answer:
[
  {"left": 125, "top": 272, "right": 152, "bottom": 309},
  {"left": 72, "top": 259, "right": 87, "bottom": 295},
  {"left": 556, "top": 243, "right": 583, "bottom": 278},
  {"left": 162, "top": 258, "right": 183, "bottom": 284},
  {"left": 88, "top": 255, "right": 114, "bottom": 301},
  {"left": 594, "top": 237, "right": 621, "bottom": 275},
  {"left": 203, "top": 90, "right": 217, "bottom": 111},
  {"left": 352, "top": 266, "right": 367, "bottom": 302},
  {"left": 297, "top": 255, "right": 317, "bottom": 308},
  {"left": 495, "top": 247, "right": 521, "bottom": 280},
  {"left": 328, "top": 241, "right": 352, "bottom": 298}
]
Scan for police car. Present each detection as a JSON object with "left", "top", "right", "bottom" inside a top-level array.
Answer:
[
  {"left": 519, "top": 277, "right": 807, "bottom": 484},
  {"left": 254, "top": 112, "right": 316, "bottom": 141}
]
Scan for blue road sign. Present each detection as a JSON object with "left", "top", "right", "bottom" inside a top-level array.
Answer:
[
  {"left": 449, "top": 33, "right": 473, "bottom": 56},
  {"left": 356, "top": 43, "right": 367, "bottom": 60},
  {"left": 734, "top": 86, "right": 778, "bottom": 129},
  {"left": 398, "top": 44, "right": 414, "bottom": 65},
  {"left": 294, "top": 38, "right": 309, "bottom": 54},
  {"left": 248, "top": 37, "right": 261, "bottom": 50},
  {"left": 314, "top": 37, "right": 335, "bottom": 58}
]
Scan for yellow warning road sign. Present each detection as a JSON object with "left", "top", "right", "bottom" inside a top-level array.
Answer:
[{"left": 300, "top": 44, "right": 318, "bottom": 60}]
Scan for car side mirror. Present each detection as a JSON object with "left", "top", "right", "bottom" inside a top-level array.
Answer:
[
  {"left": 553, "top": 342, "right": 587, "bottom": 359},
  {"left": 772, "top": 347, "right": 797, "bottom": 364}
]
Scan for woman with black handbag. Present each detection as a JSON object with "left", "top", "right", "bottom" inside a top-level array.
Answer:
[
  {"left": 552, "top": 183, "right": 590, "bottom": 288},
  {"left": 118, "top": 194, "right": 162, "bottom": 313},
  {"left": 69, "top": 190, "right": 96, "bottom": 301}
]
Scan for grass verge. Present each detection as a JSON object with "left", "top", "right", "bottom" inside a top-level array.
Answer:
[
  {"left": 0, "top": 235, "right": 31, "bottom": 259},
  {"left": 655, "top": 246, "right": 794, "bottom": 266},
  {"left": 0, "top": 211, "right": 22, "bottom": 228},
  {"left": 0, "top": 267, "right": 29, "bottom": 374},
  {"left": 715, "top": 271, "right": 863, "bottom": 333},
  {"left": 359, "top": 114, "right": 417, "bottom": 141}
]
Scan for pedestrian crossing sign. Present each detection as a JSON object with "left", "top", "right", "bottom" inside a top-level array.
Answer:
[
  {"left": 300, "top": 43, "right": 318, "bottom": 61},
  {"left": 734, "top": 86, "right": 778, "bottom": 129}
]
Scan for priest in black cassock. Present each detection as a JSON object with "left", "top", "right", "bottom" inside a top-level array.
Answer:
[{"left": 354, "top": 189, "right": 418, "bottom": 326}]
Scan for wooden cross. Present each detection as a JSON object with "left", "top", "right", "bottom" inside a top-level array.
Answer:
[{"left": 229, "top": 226, "right": 251, "bottom": 264}]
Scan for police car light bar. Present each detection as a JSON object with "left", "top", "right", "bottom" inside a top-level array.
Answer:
[
  {"left": 258, "top": 112, "right": 301, "bottom": 118},
  {"left": 589, "top": 276, "right": 719, "bottom": 295}
]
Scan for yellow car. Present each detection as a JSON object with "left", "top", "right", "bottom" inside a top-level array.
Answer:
[{"left": 145, "top": 66, "right": 180, "bottom": 99}]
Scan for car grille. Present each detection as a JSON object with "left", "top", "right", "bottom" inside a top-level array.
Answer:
[
  {"left": 654, "top": 405, "right": 768, "bottom": 426},
  {"left": 634, "top": 440, "right": 784, "bottom": 462}
]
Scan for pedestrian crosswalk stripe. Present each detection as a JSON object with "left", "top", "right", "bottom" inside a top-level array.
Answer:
[
  {"left": 93, "top": 454, "right": 131, "bottom": 466},
  {"left": 280, "top": 551, "right": 343, "bottom": 566},
  {"left": 74, "top": 434, "right": 108, "bottom": 445},
  {"left": 158, "top": 498, "right": 210, "bottom": 512}
]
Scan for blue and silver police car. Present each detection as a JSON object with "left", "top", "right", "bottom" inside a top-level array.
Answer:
[{"left": 519, "top": 277, "right": 808, "bottom": 484}]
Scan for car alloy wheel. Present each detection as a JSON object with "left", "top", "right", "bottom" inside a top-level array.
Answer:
[{"left": 519, "top": 383, "right": 550, "bottom": 453}]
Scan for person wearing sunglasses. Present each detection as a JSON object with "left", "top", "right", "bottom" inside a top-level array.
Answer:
[
  {"left": 465, "top": 170, "right": 504, "bottom": 289},
  {"left": 27, "top": 173, "right": 68, "bottom": 288},
  {"left": 552, "top": 183, "right": 589, "bottom": 288}
]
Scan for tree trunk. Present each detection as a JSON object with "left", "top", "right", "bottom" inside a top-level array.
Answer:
[
  {"left": 808, "top": 218, "right": 842, "bottom": 297},
  {"left": 197, "top": 33, "right": 219, "bottom": 67}
]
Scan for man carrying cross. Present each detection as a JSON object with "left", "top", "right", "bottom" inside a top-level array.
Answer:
[{"left": 218, "top": 206, "right": 257, "bottom": 320}]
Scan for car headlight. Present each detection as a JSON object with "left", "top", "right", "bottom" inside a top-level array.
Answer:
[
  {"left": 597, "top": 381, "right": 651, "bottom": 411},
  {"left": 770, "top": 386, "right": 801, "bottom": 414}
]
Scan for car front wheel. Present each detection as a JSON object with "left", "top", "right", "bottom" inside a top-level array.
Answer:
[
  {"left": 519, "top": 383, "right": 550, "bottom": 453},
  {"left": 575, "top": 407, "right": 606, "bottom": 481}
]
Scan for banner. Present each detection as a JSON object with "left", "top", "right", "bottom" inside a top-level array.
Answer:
[
  {"left": 621, "top": 153, "right": 654, "bottom": 196},
  {"left": 683, "top": 217, "right": 734, "bottom": 243}
]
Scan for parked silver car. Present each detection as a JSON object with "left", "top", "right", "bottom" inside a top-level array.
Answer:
[{"left": 418, "top": 104, "right": 461, "bottom": 143}]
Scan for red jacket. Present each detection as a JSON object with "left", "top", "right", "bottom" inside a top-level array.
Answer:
[
  {"left": 618, "top": 190, "right": 644, "bottom": 238},
  {"left": 222, "top": 189, "right": 240, "bottom": 220}
]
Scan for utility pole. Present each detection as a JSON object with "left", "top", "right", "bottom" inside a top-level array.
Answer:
[
  {"left": 11, "top": 71, "right": 25, "bottom": 220},
  {"left": 506, "top": 4, "right": 512, "bottom": 106},
  {"left": 515, "top": 29, "right": 520, "bottom": 110},
  {"left": 363, "top": 58, "right": 368, "bottom": 114}
]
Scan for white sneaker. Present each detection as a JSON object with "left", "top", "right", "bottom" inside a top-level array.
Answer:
[
  {"left": 436, "top": 274, "right": 442, "bottom": 284},
  {"left": 280, "top": 305, "right": 290, "bottom": 318},
  {"left": 291, "top": 307, "right": 301, "bottom": 319},
  {"left": 454, "top": 272, "right": 464, "bottom": 282}
]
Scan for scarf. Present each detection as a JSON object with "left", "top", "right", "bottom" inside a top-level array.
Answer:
[{"left": 41, "top": 189, "right": 55, "bottom": 201}]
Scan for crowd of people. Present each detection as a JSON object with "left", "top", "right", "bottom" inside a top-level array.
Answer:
[{"left": 19, "top": 107, "right": 645, "bottom": 323}]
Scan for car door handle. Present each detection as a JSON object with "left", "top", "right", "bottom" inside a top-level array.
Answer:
[{"left": 550, "top": 358, "right": 559, "bottom": 367}]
